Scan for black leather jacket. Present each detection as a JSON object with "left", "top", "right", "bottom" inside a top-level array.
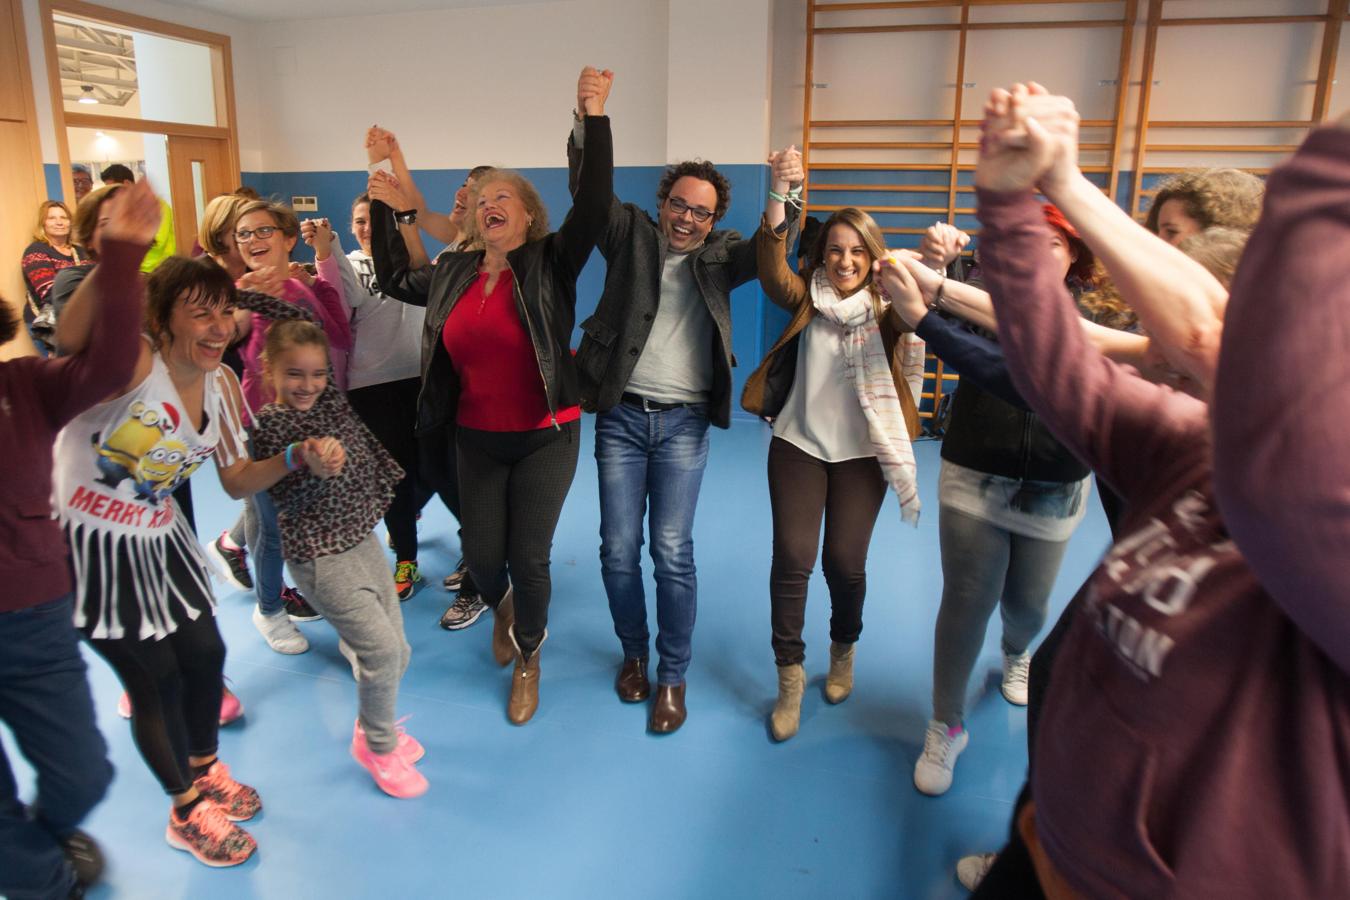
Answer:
[{"left": 371, "top": 116, "right": 613, "bottom": 434}]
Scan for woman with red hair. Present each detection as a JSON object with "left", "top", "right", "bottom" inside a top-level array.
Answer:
[{"left": 893, "top": 205, "right": 1098, "bottom": 798}]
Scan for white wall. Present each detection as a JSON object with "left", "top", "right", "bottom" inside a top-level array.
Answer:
[{"left": 246, "top": 0, "right": 674, "bottom": 172}]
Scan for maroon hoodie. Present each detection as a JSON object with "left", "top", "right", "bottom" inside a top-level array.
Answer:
[
  {"left": 975, "top": 157, "right": 1350, "bottom": 896},
  {"left": 0, "top": 237, "right": 145, "bottom": 611}
]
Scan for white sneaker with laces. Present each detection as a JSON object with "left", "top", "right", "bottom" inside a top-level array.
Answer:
[
  {"left": 956, "top": 852, "right": 998, "bottom": 891},
  {"left": 1002, "top": 651, "right": 1031, "bottom": 706},
  {"left": 914, "top": 719, "right": 968, "bottom": 796},
  {"left": 252, "top": 605, "right": 309, "bottom": 655}
]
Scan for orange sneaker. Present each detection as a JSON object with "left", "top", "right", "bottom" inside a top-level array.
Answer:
[{"left": 192, "top": 760, "right": 261, "bottom": 822}]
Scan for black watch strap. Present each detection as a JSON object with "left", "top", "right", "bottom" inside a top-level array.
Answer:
[{"left": 394, "top": 208, "right": 418, "bottom": 226}]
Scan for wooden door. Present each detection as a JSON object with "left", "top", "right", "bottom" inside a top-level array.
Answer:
[
  {"left": 0, "top": 0, "right": 48, "bottom": 358},
  {"left": 165, "top": 134, "right": 234, "bottom": 254}
]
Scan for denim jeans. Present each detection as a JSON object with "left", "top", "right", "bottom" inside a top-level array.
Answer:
[
  {"left": 227, "top": 437, "right": 287, "bottom": 615},
  {"left": 595, "top": 402, "right": 710, "bottom": 685},
  {"left": 0, "top": 594, "right": 113, "bottom": 900}
]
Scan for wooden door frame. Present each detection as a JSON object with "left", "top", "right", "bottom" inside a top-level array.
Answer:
[{"left": 38, "top": 0, "right": 241, "bottom": 206}]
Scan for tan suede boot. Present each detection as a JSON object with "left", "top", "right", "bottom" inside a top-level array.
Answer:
[
  {"left": 507, "top": 627, "right": 545, "bottom": 725},
  {"left": 490, "top": 587, "right": 515, "bottom": 667},
  {"left": 824, "top": 641, "right": 855, "bottom": 704},
  {"left": 770, "top": 663, "right": 806, "bottom": 742}
]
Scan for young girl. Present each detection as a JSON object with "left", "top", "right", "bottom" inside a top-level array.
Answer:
[
  {"left": 52, "top": 238, "right": 339, "bottom": 867},
  {"left": 252, "top": 320, "right": 427, "bottom": 798}
]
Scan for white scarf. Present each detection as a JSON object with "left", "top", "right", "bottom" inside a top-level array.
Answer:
[{"left": 809, "top": 268, "right": 924, "bottom": 524}]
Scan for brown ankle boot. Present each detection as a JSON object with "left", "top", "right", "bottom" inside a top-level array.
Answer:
[
  {"left": 770, "top": 663, "right": 805, "bottom": 742},
  {"left": 507, "top": 627, "right": 545, "bottom": 725},
  {"left": 824, "top": 641, "right": 855, "bottom": 704},
  {"left": 490, "top": 588, "right": 515, "bottom": 667}
]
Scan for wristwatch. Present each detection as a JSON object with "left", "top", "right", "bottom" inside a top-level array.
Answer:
[{"left": 394, "top": 208, "right": 418, "bottom": 226}]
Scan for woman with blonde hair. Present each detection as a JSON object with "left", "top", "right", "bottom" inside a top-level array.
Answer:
[
  {"left": 745, "top": 147, "right": 926, "bottom": 741},
  {"left": 21, "top": 199, "right": 88, "bottom": 349}
]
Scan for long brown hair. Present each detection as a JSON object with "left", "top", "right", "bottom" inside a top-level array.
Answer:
[{"left": 803, "top": 207, "right": 889, "bottom": 321}]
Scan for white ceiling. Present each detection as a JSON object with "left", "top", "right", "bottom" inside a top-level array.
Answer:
[{"left": 160, "top": 0, "right": 571, "bottom": 24}]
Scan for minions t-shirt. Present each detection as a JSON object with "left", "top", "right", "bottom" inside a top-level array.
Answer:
[{"left": 53, "top": 344, "right": 249, "bottom": 640}]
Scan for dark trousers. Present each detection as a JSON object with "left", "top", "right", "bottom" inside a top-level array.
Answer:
[
  {"left": 0, "top": 594, "right": 113, "bottom": 900},
  {"left": 349, "top": 378, "right": 460, "bottom": 561},
  {"left": 969, "top": 594, "right": 1079, "bottom": 899},
  {"left": 87, "top": 610, "right": 226, "bottom": 796},
  {"left": 456, "top": 421, "right": 580, "bottom": 655},
  {"left": 767, "top": 437, "right": 888, "bottom": 667}
]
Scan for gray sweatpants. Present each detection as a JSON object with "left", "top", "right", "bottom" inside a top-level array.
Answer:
[{"left": 290, "top": 533, "right": 411, "bottom": 754}]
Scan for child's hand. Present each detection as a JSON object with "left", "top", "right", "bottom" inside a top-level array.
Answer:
[
  {"left": 237, "top": 266, "right": 289, "bottom": 297},
  {"left": 288, "top": 262, "right": 315, "bottom": 287},
  {"left": 301, "top": 437, "right": 345, "bottom": 478}
]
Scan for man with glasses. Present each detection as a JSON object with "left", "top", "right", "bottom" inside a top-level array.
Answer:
[{"left": 567, "top": 71, "right": 801, "bottom": 734}]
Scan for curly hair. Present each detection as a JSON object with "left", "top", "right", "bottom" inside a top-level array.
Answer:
[
  {"left": 1177, "top": 226, "right": 1249, "bottom": 290},
  {"left": 460, "top": 170, "right": 550, "bottom": 247},
  {"left": 656, "top": 160, "right": 731, "bottom": 222},
  {"left": 1144, "top": 168, "right": 1264, "bottom": 235}
]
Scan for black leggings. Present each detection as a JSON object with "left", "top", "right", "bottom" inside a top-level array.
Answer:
[
  {"left": 349, "top": 378, "right": 460, "bottom": 561},
  {"left": 767, "top": 437, "right": 888, "bottom": 666},
  {"left": 87, "top": 610, "right": 225, "bottom": 797},
  {"left": 456, "top": 421, "right": 579, "bottom": 655}
]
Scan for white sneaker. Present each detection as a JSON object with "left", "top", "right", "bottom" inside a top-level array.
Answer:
[
  {"left": 1002, "top": 651, "right": 1031, "bottom": 706},
  {"left": 252, "top": 605, "right": 309, "bottom": 655},
  {"left": 914, "top": 719, "right": 968, "bottom": 796},
  {"left": 956, "top": 852, "right": 998, "bottom": 891}
]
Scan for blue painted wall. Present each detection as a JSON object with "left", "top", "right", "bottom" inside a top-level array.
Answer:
[{"left": 43, "top": 164, "right": 64, "bottom": 204}]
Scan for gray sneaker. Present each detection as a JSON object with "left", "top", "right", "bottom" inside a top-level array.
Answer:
[{"left": 439, "top": 590, "right": 486, "bottom": 631}]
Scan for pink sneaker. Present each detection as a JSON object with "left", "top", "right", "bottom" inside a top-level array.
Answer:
[
  {"left": 219, "top": 685, "right": 244, "bottom": 726},
  {"left": 353, "top": 717, "right": 425, "bottom": 765},
  {"left": 350, "top": 730, "right": 429, "bottom": 799},
  {"left": 165, "top": 800, "right": 257, "bottom": 867},
  {"left": 192, "top": 760, "right": 262, "bottom": 821},
  {"left": 119, "top": 685, "right": 242, "bottom": 725}
]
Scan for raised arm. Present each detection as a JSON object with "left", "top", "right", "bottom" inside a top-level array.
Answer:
[
  {"left": 367, "top": 127, "right": 460, "bottom": 246},
  {"left": 1212, "top": 124, "right": 1350, "bottom": 673},
  {"left": 973, "top": 85, "right": 1207, "bottom": 498},
  {"left": 369, "top": 191, "right": 434, "bottom": 308},
  {"left": 554, "top": 67, "right": 614, "bottom": 281},
  {"left": 1023, "top": 85, "right": 1227, "bottom": 394},
  {"left": 39, "top": 182, "right": 159, "bottom": 423}
]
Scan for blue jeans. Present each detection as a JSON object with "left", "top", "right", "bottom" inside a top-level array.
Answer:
[
  {"left": 228, "top": 481, "right": 287, "bottom": 615},
  {"left": 0, "top": 594, "right": 113, "bottom": 900},
  {"left": 595, "top": 402, "right": 710, "bottom": 685}
]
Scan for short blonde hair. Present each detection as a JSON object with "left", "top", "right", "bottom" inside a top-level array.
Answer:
[
  {"left": 460, "top": 170, "right": 550, "bottom": 247},
  {"left": 199, "top": 194, "right": 251, "bottom": 256},
  {"left": 234, "top": 199, "right": 300, "bottom": 239}
]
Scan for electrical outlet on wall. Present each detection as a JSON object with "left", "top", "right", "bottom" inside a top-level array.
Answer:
[{"left": 292, "top": 196, "right": 318, "bottom": 212}]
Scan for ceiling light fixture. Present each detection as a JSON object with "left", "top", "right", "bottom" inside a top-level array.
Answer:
[{"left": 78, "top": 84, "right": 98, "bottom": 105}]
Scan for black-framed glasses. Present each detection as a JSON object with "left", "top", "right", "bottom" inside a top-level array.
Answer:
[
  {"left": 234, "top": 225, "right": 279, "bottom": 243},
  {"left": 666, "top": 196, "right": 714, "bottom": 223}
]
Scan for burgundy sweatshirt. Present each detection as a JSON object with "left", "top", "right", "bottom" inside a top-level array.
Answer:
[
  {"left": 1, "top": 237, "right": 145, "bottom": 611},
  {"left": 976, "top": 178, "right": 1350, "bottom": 898}
]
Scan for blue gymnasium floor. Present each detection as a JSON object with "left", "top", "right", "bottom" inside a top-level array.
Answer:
[{"left": 10, "top": 421, "right": 1112, "bottom": 900}]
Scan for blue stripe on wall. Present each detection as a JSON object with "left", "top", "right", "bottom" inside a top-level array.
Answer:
[{"left": 43, "top": 164, "right": 65, "bottom": 202}]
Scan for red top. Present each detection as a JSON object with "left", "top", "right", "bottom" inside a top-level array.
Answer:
[{"left": 442, "top": 269, "right": 580, "bottom": 432}]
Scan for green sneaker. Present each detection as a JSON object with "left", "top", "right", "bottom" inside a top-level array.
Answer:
[{"left": 394, "top": 560, "right": 421, "bottom": 601}]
